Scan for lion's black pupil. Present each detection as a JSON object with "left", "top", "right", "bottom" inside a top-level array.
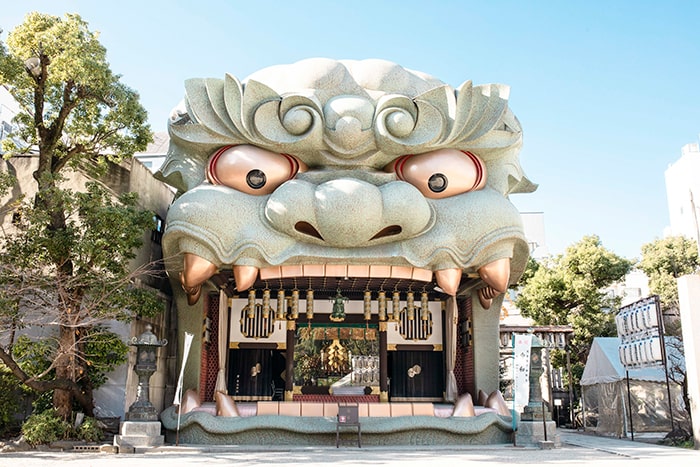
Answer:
[
  {"left": 428, "top": 173, "right": 447, "bottom": 193},
  {"left": 246, "top": 170, "right": 266, "bottom": 189}
]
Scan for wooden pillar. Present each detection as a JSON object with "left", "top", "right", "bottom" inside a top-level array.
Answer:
[
  {"left": 285, "top": 320, "right": 296, "bottom": 401},
  {"left": 379, "top": 321, "right": 388, "bottom": 402}
]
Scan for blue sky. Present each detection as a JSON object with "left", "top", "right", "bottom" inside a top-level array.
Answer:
[{"left": 3, "top": 1, "right": 699, "bottom": 260}]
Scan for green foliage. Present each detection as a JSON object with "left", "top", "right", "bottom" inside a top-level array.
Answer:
[
  {"left": 0, "top": 366, "right": 22, "bottom": 436},
  {"left": 0, "top": 12, "right": 151, "bottom": 164},
  {"left": 12, "top": 328, "right": 130, "bottom": 395},
  {"left": 75, "top": 415, "right": 103, "bottom": 443},
  {"left": 0, "top": 12, "right": 158, "bottom": 418},
  {"left": 638, "top": 236, "right": 699, "bottom": 312},
  {"left": 82, "top": 327, "right": 129, "bottom": 388},
  {"left": 20, "top": 409, "right": 104, "bottom": 445},
  {"left": 515, "top": 235, "right": 633, "bottom": 380},
  {"left": 21, "top": 409, "right": 72, "bottom": 445}
]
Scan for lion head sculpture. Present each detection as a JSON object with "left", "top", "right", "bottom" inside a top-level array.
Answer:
[{"left": 159, "top": 58, "right": 535, "bottom": 308}]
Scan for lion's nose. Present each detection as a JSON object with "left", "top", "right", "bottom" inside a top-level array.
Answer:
[{"left": 265, "top": 179, "right": 432, "bottom": 248}]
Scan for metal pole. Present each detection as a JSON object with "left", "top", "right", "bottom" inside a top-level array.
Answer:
[
  {"left": 566, "top": 341, "right": 575, "bottom": 428},
  {"left": 655, "top": 295, "right": 676, "bottom": 432},
  {"left": 512, "top": 334, "right": 517, "bottom": 447},
  {"left": 626, "top": 370, "right": 634, "bottom": 441}
]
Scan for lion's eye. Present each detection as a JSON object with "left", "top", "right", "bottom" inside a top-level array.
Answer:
[
  {"left": 206, "top": 145, "right": 307, "bottom": 195},
  {"left": 384, "top": 149, "right": 486, "bottom": 199}
]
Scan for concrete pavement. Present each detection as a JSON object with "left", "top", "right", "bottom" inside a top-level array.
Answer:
[{"left": 0, "top": 429, "right": 698, "bottom": 466}]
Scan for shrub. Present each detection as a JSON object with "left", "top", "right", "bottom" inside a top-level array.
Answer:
[
  {"left": 20, "top": 409, "right": 104, "bottom": 445},
  {"left": 21, "top": 409, "right": 71, "bottom": 446},
  {"left": 76, "top": 416, "right": 104, "bottom": 443}
]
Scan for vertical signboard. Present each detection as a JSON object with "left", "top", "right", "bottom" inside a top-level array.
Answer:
[{"left": 513, "top": 333, "right": 533, "bottom": 413}]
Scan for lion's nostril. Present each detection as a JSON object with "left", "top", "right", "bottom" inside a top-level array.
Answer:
[
  {"left": 370, "top": 225, "right": 402, "bottom": 241},
  {"left": 295, "top": 221, "right": 324, "bottom": 240}
]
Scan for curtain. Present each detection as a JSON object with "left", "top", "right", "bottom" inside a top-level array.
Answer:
[
  {"left": 445, "top": 297, "right": 458, "bottom": 402},
  {"left": 214, "top": 289, "right": 229, "bottom": 393}
]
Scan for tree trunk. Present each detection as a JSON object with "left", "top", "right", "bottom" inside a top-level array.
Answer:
[{"left": 53, "top": 324, "right": 76, "bottom": 420}]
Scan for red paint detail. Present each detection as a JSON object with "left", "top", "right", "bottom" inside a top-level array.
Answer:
[
  {"left": 207, "top": 145, "right": 234, "bottom": 185},
  {"left": 394, "top": 155, "right": 412, "bottom": 181},
  {"left": 461, "top": 150, "right": 484, "bottom": 191},
  {"left": 281, "top": 153, "right": 299, "bottom": 179}
]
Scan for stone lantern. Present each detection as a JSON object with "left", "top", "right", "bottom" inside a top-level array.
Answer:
[
  {"left": 516, "top": 333, "right": 560, "bottom": 448},
  {"left": 126, "top": 324, "right": 167, "bottom": 421},
  {"left": 521, "top": 334, "right": 548, "bottom": 421},
  {"left": 115, "top": 324, "right": 167, "bottom": 451}
]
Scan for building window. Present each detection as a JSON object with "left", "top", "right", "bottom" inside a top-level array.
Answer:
[{"left": 151, "top": 215, "right": 164, "bottom": 244}]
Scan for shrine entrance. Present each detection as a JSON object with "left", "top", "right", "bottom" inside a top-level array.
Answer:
[{"left": 294, "top": 324, "right": 379, "bottom": 397}]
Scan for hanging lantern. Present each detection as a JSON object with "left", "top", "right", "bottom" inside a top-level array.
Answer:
[
  {"left": 421, "top": 291, "right": 430, "bottom": 321},
  {"left": 262, "top": 288, "right": 270, "bottom": 319},
  {"left": 330, "top": 289, "right": 348, "bottom": 322},
  {"left": 291, "top": 289, "right": 299, "bottom": 319},
  {"left": 247, "top": 289, "right": 256, "bottom": 318},
  {"left": 306, "top": 289, "right": 314, "bottom": 320},
  {"left": 406, "top": 291, "right": 414, "bottom": 320},
  {"left": 392, "top": 291, "right": 400, "bottom": 321},
  {"left": 276, "top": 290, "right": 286, "bottom": 320},
  {"left": 378, "top": 291, "right": 387, "bottom": 321},
  {"left": 364, "top": 290, "right": 372, "bottom": 321}
]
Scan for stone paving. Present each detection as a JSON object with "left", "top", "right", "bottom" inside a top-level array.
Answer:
[{"left": 0, "top": 429, "right": 698, "bottom": 466}]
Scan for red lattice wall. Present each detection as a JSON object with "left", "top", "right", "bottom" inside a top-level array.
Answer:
[
  {"left": 454, "top": 297, "right": 474, "bottom": 397},
  {"left": 199, "top": 293, "right": 221, "bottom": 402}
]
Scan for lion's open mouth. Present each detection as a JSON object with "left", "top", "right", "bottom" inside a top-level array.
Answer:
[{"left": 178, "top": 253, "right": 511, "bottom": 310}]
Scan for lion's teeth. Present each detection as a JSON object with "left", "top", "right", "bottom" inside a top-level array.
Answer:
[
  {"left": 477, "top": 258, "right": 510, "bottom": 293},
  {"left": 435, "top": 268, "right": 462, "bottom": 296},
  {"left": 233, "top": 265, "right": 259, "bottom": 291},
  {"left": 181, "top": 253, "right": 218, "bottom": 304}
]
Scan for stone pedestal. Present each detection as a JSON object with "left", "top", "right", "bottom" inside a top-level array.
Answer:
[
  {"left": 515, "top": 419, "right": 560, "bottom": 448},
  {"left": 113, "top": 421, "right": 164, "bottom": 450}
]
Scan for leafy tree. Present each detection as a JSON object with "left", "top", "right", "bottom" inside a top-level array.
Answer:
[
  {"left": 638, "top": 236, "right": 699, "bottom": 312},
  {"left": 515, "top": 235, "right": 633, "bottom": 389},
  {"left": 0, "top": 12, "right": 157, "bottom": 420}
]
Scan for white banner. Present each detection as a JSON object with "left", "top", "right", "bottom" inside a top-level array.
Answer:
[
  {"left": 513, "top": 333, "right": 532, "bottom": 413},
  {"left": 173, "top": 332, "right": 194, "bottom": 406}
]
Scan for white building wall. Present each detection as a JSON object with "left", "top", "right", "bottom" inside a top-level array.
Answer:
[{"left": 665, "top": 142, "right": 700, "bottom": 245}]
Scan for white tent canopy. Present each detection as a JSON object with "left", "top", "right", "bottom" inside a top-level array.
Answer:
[
  {"left": 581, "top": 337, "right": 667, "bottom": 386},
  {"left": 580, "top": 337, "right": 687, "bottom": 436}
]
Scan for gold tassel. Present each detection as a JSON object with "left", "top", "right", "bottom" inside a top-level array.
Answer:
[
  {"left": 392, "top": 291, "right": 400, "bottom": 321},
  {"left": 364, "top": 290, "right": 372, "bottom": 320},
  {"left": 378, "top": 291, "right": 387, "bottom": 321},
  {"left": 276, "top": 290, "right": 285, "bottom": 320},
  {"left": 247, "top": 289, "right": 256, "bottom": 318},
  {"left": 306, "top": 289, "right": 314, "bottom": 320},
  {"left": 291, "top": 289, "right": 299, "bottom": 319},
  {"left": 421, "top": 291, "right": 430, "bottom": 321},
  {"left": 407, "top": 291, "right": 414, "bottom": 320},
  {"left": 262, "top": 288, "right": 270, "bottom": 319}
]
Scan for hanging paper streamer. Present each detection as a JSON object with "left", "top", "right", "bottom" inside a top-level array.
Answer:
[
  {"left": 306, "top": 289, "right": 314, "bottom": 320},
  {"left": 421, "top": 292, "right": 429, "bottom": 321},
  {"left": 247, "top": 289, "right": 256, "bottom": 318},
  {"left": 364, "top": 290, "right": 372, "bottom": 320},
  {"left": 406, "top": 291, "right": 414, "bottom": 320},
  {"left": 291, "top": 289, "right": 299, "bottom": 319},
  {"left": 276, "top": 290, "right": 286, "bottom": 320},
  {"left": 262, "top": 288, "right": 270, "bottom": 319},
  {"left": 378, "top": 291, "right": 387, "bottom": 321}
]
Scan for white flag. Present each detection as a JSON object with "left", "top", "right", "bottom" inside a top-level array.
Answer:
[
  {"left": 173, "top": 332, "right": 194, "bottom": 406},
  {"left": 513, "top": 333, "right": 532, "bottom": 413}
]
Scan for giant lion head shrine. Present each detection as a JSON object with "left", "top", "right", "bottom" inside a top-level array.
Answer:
[{"left": 156, "top": 58, "right": 537, "bottom": 445}]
